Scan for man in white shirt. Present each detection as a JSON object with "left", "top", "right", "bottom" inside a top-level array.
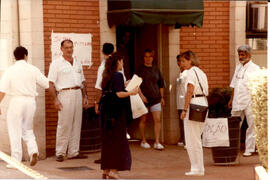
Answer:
[
  {"left": 0, "top": 46, "right": 49, "bottom": 167},
  {"left": 94, "top": 43, "right": 115, "bottom": 114},
  {"left": 176, "top": 54, "right": 186, "bottom": 147},
  {"left": 228, "top": 45, "right": 260, "bottom": 157},
  {"left": 48, "top": 39, "right": 88, "bottom": 162}
]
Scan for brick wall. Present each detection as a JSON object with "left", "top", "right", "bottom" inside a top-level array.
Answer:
[
  {"left": 180, "top": 1, "right": 230, "bottom": 88},
  {"left": 43, "top": 0, "right": 100, "bottom": 155}
]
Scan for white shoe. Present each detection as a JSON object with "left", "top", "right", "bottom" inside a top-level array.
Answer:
[
  {"left": 154, "top": 143, "right": 164, "bottom": 150},
  {"left": 243, "top": 152, "right": 252, "bottom": 157},
  {"left": 6, "top": 164, "right": 16, "bottom": 169},
  {"left": 126, "top": 133, "right": 131, "bottom": 140},
  {"left": 140, "top": 142, "right": 151, "bottom": 149},
  {"left": 185, "top": 171, "right": 204, "bottom": 176},
  {"left": 177, "top": 142, "right": 184, "bottom": 146}
]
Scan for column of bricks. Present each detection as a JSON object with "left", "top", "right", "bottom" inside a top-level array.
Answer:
[{"left": 180, "top": 1, "right": 230, "bottom": 88}]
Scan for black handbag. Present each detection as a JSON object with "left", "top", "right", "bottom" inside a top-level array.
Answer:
[
  {"left": 189, "top": 103, "right": 208, "bottom": 122},
  {"left": 188, "top": 70, "right": 208, "bottom": 122}
]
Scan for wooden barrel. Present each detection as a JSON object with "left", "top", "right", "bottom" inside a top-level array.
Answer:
[
  {"left": 211, "top": 116, "right": 241, "bottom": 165},
  {"left": 80, "top": 107, "right": 101, "bottom": 152}
]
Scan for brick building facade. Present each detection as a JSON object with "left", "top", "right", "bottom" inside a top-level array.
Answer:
[
  {"left": 0, "top": 0, "right": 266, "bottom": 158},
  {"left": 42, "top": 0, "right": 232, "bottom": 154}
]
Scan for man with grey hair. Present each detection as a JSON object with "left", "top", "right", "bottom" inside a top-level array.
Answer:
[{"left": 228, "top": 45, "right": 260, "bottom": 157}]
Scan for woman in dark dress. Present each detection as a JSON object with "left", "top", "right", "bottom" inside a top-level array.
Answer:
[{"left": 100, "top": 52, "right": 138, "bottom": 179}]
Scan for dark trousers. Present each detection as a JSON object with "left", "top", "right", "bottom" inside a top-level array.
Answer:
[{"left": 178, "top": 110, "right": 185, "bottom": 144}]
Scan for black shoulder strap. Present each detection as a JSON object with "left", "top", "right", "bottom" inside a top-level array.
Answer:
[{"left": 193, "top": 69, "right": 205, "bottom": 96}]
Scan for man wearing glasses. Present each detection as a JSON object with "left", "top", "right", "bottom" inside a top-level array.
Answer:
[{"left": 228, "top": 45, "right": 260, "bottom": 157}]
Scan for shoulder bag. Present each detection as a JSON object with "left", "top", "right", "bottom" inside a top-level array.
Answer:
[{"left": 188, "top": 70, "right": 208, "bottom": 122}]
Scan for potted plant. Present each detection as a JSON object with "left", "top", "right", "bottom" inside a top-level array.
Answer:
[{"left": 207, "top": 87, "right": 241, "bottom": 165}]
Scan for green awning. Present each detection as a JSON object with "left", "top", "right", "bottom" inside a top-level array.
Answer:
[{"left": 107, "top": 0, "right": 204, "bottom": 28}]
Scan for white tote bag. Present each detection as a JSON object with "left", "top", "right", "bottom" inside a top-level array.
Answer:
[
  {"left": 129, "top": 94, "right": 148, "bottom": 119},
  {"left": 125, "top": 74, "right": 148, "bottom": 119}
]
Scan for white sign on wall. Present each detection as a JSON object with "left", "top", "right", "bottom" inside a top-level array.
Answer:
[
  {"left": 51, "top": 32, "right": 92, "bottom": 66},
  {"left": 202, "top": 118, "right": 230, "bottom": 147}
]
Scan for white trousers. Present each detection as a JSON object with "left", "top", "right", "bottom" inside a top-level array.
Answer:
[
  {"left": 7, "top": 96, "right": 38, "bottom": 162},
  {"left": 56, "top": 89, "right": 82, "bottom": 157},
  {"left": 231, "top": 104, "right": 256, "bottom": 153},
  {"left": 184, "top": 119, "right": 205, "bottom": 173}
]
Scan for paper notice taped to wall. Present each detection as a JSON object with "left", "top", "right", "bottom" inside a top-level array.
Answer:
[{"left": 51, "top": 32, "right": 92, "bottom": 67}]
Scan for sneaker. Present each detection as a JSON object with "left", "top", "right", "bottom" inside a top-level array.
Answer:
[
  {"left": 126, "top": 133, "right": 131, "bottom": 140},
  {"left": 140, "top": 142, "right": 151, "bottom": 149},
  {"left": 177, "top": 142, "right": 184, "bottom": 146},
  {"left": 185, "top": 171, "right": 204, "bottom": 176},
  {"left": 154, "top": 143, "right": 164, "bottom": 150},
  {"left": 243, "top": 152, "right": 252, "bottom": 157},
  {"left": 56, "top": 155, "right": 64, "bottom": 162},
  {"left": 30, "top": 153, "right": 38, "bottom": 166}
]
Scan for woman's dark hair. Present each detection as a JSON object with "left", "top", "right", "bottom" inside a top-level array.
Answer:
[
  {"left": 101, "top": 52, "right": 123, "bottom": 90},
  {"left": 180, "top": 50, "right": 200, "bottom": 66},
  {"left": 13, "top": 46, "right": 28, "bottom": 60},
  {"left": 102, "top": 43, "right": 114, "bottom": 55}
]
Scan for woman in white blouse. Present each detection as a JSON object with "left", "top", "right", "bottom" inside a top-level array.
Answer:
[{"left": 180, "top": 50, "right": 208, "bottom": 176}]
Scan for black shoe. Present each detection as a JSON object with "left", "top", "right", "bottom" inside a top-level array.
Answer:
[
  {"left": 94, "top": 158, "right": 101, "bottom": 164},
  {"left": 68, "top": 153, "right": 88, "bottom": 159},
  {"left": 56, "top": 155, "right": 64, "bottom": 162}
]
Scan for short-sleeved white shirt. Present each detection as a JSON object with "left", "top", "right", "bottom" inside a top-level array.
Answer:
[
  {"left": 48, "top": 56, "right": 85, "bottom": 91},
  {"left": 0, "top": 60, "right": 49, "bottom": 97},
  {"left": 176, "top": 70, "right": 187, "bottom": 110},
  {"left": 95, "top": 59, "right": 126, "bottom": 90},
  {"left": 185, "top": 66, "right": 208, "bottom": 106},
  {"left": 230, "top": 60, "right": 260, "bottom": 111}
]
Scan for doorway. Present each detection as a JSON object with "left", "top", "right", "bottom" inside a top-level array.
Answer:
[{"left": 116, "top": 24, "right": 160, "bottom": 141}]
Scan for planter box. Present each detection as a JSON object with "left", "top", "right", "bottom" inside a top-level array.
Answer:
[{"left": 211, "top": 116, "right": 241, "bottom": 165}]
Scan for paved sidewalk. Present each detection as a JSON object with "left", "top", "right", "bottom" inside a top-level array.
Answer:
[{"left": 0, "top": 142, "right": 260, "bottom": 179}]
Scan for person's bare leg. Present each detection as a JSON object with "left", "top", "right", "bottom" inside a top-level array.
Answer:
[
  {"left": 152, "top": 111, "right": 161, "bottom": 144},
  {"left": 139, "top": 115, "right": 147, "bottom": 143}
]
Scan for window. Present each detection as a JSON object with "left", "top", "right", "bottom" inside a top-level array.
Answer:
[
  {"left": 246, "top": 1, "right": 267, "bottom": 50},
  {"left": 246, "top": 1, "right": 267, "bottom": 38}
]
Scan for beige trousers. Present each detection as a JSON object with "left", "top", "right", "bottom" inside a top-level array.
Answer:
[
  {"left": 7, "top": 96, "right": 38, "bottom": 162},
  {"left": 184, "top": 119, "right": 205, "bottom": 173},
  {"left": 184, "top": 96, "right": 207, "bottom": 173},
  {"left": 231, "top": 104, "right": 256, "bottom": 153},
  {"left": 56, "top": 89, "right": 82, "bottom": 157}
]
